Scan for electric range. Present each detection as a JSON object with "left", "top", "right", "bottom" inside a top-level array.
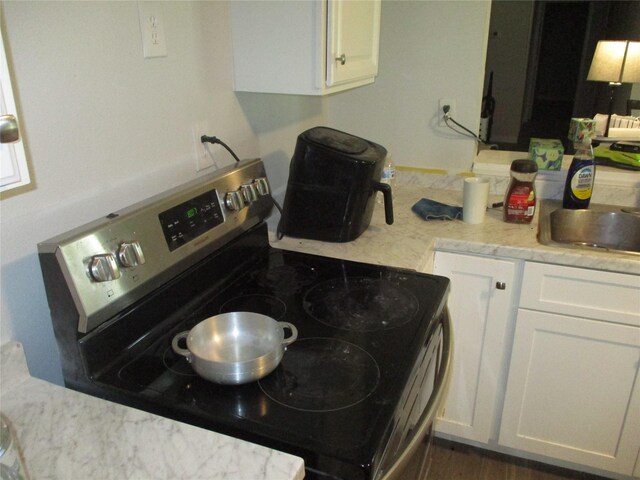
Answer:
[{"left": 38, "top": 158, "right": 451, "bottom": 480}]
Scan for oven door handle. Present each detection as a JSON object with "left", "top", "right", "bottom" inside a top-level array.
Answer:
[{"left": 380, "top": 308, "right": 453, "bottom": 480}]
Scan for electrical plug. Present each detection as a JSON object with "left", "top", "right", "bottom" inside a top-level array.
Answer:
[
  {"left": 442, "top": 104, "right": 451, "bottom": 120},
  {"left": 201, "top": 135, "right": 219, "bottom": 144}
]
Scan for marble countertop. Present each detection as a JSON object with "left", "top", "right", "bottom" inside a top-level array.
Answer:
[
  {"left": 0, "top": 342, "right": 304, "bottom": 480},
  {"left": 270, "top": 185, "right": 640, "bottom": 276},
  {"left": 1, "top": 185, "right": 636, "bottom": 480}
]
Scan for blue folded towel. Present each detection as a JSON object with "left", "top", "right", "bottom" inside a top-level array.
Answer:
[{"left": 412, "top": 198, "right": 462, "bottom": 221}]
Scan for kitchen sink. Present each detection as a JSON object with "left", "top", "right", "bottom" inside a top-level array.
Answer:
[{"left": 537, "top": 200, "right": 640, "bottom": 255}]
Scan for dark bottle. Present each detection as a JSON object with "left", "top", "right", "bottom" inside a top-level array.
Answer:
[
  {"left": 563, "top": 139, "right": 596, "bottom": 209},
  {"left": 504, "top": 159, "right": 538, "bottom": 224},
  {"left": 480, "top": 71, "right": 495, "bottom": 142}
]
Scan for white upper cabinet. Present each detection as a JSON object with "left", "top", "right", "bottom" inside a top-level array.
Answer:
[
  {"left": 229, "top": 0, "right": 381, "bottom": 96},
  {"left": 325, "top": 0, "right": 380, "bottom": 88}
]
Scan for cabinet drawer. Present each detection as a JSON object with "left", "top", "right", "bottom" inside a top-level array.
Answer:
[{"left": 520, "top": 262, "right": 640, "bottom": 326}]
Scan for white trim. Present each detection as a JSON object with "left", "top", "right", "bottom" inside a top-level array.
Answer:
[{"left": 0, "top": 21, "right": 31, "bottom": 193}]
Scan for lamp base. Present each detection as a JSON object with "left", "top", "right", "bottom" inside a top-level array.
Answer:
[{"left": 604, "top": 82, "right": 622, "bottom": 137}]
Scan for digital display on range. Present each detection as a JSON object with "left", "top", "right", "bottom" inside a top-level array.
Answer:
[{"left": 158, "top": 189, "right": 224, "bottom": 251}]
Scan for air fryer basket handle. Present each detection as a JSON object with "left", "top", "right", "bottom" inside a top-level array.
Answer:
[{"left": 373, "top": 182, "right": 394, "bottom": 225}]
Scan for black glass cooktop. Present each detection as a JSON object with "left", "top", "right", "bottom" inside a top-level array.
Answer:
[
  {"left": 259, "top": 337, "right": 380, "bottom": 412},
  {"left": 87, "top": 227, "right": 449, "bottom": 479}
]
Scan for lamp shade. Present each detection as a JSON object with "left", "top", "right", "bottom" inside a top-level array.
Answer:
[{"left": 587, "top": 40, "right": 640, "bottom": 83}]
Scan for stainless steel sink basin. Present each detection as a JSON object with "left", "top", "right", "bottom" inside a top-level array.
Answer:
[{"left": 538, "top": 200, "right": 640, "bottom": 255}]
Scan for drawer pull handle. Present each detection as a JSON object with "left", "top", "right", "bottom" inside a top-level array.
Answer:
[{"left": 496, "top": 282, "right": 506, "bottom": 290}]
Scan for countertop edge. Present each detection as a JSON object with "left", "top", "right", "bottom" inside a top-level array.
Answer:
[
  {"left": 269, "top": 186, "right": 640, "bottom": 276},
  {"left": 431, "top": 237, "right": 640, "bottom": 275}
]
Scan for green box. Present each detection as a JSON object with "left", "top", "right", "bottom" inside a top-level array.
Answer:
[
  {"left": 528, "top": 138, "right": 564, "bottom": 171},
  {"left": 568, "top": 118, "right": 595, "bottom": 144}
]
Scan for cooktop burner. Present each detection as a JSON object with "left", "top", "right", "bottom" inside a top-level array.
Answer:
[
  {"left": 162, "top": 346, "right": 197, "bottom": 377},
  {"left": 117, "top": 339, "right": 197, "bottom": 392},
  {"left": 303, "top": 277, "right": 419, "bottom": 331},
  {"left": 258, "top": 337, "right": 380, "bottom": 412}
]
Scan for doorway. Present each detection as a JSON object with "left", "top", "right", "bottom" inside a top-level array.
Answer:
[
  {"left": 484, "top": 0, "right": 640, "bottom": 152},
  {"left": 518, "top": 1, "right": 590, "bottom": 148}
]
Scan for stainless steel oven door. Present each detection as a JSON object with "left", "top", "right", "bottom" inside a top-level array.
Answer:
[{"left": 379, "top": 308, "right": 453, "bottom": 480}]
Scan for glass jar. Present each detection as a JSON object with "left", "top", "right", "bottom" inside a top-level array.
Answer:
[
  {"left": 0, "top": 414, "right": 28, "bottom": 480},
  {"left": 504, "top": 159, "right": 538, "bottom": 224}
]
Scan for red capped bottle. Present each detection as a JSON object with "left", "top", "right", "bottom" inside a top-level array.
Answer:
[{"left": 504, "top": 159, "right": 538, "bottom": 224}]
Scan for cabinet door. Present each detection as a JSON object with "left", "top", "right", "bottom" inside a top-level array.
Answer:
[
  {"left": 433, "top": 252, "right": 519, "bottom": 443},
  {"left": 500, "top": 309, "right": 640, "bottom": 475},
  {"left": 326, "top": 0, "right": 380, "bottom": 87},
  {"left": 230, "top": 0, "right": 380, "bottom": 95},
  {"left": 1, "top": 23, "right": 31, "bottom": 192}
]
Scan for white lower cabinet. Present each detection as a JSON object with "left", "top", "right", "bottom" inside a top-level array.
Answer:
[
  {"left": 433, "top": 251, "right": 521, "bottom": 443},
  {"left": 499, "top": 309, "right": 640, "bottom": 475},
  {"left": 499, "top": 262, "right": 640, "bottom": 477},
  {"left": 433, "top": 253, "right": 640, "bottom": 478}
]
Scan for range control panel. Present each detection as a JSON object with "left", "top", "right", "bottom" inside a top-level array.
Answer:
[
  {"left": 38, "top": 158, "right": 273, "bottom": 334},
  {"left": 158, "top": 189, "right": 224, "bottom": 252}
]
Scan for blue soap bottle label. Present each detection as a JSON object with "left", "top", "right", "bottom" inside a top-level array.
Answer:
[
  {"left": 570, "top": 164, "right": 595, "bottom": 200},
  {"left": 563, "top": 140, "right": 595, "bottom": 209}
]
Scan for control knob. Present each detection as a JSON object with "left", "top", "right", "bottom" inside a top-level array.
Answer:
[
  {"left": 241, "top": 182, "right": 259, "bottom": 204},
  {"left": 225, "top": 190, "right": 245, "bottom": 211},
  {"left": 255, "top": 177, "right": 270, "bottom": 196},
  {"left": 89, "top": 254, "right": 121, "bottom": 282},
  {"left": 118, "top": 241, "right": 146, "bottom": 268}
]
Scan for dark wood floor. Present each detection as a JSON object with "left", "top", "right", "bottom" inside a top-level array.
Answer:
[{"left": 428, "top": 439, "right": 610, "bottom": 480}]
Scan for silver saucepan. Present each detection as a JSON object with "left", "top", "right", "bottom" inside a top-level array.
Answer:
[{"left": 171, "top": 312, "right": 298, "bottom": 385}]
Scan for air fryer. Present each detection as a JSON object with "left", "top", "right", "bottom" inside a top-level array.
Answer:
[{"left": 277, "top": 126, "right": 393, "bottom": 243}]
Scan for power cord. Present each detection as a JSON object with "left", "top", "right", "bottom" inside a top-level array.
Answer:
[
  {"left": 201, "top": 135, "right": 241, "bottom": 163},
  {"left": 442, "top": 105, "right": 496, "bottom": 148},
  {"left": 200, "top": 135, "right": 285, "bottom": 236}
]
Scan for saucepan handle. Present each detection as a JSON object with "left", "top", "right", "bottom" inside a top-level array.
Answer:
[
  {"left": 278, "top": 322, "right": 298, "bottom": 347},
  {"left": 372, "top": 181, "right": 394, "bottom": 225},
  {"left": 171, "top": 331, "right": 192, "bottom": 361}
]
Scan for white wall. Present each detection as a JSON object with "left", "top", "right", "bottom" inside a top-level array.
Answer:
[
  {"left": 327, "top": 0, "right": 491, "bottom": 172},
  {"left": 0, "top": 1, "right": 278, "bottom": 383},
  {"left": 235, "top": 92, "right": 326, "bottom": 199},
  {"left": 0, "top": 0, "right": 489, "bottom": 385}
]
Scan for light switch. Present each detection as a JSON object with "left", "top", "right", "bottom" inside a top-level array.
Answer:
[{"left": 138, "top": 2, "right": 167, "bottom": 59}]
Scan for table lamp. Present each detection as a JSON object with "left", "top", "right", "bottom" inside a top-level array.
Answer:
[{"left": 586, "top": 40, "right": 640, "bottom": 137}]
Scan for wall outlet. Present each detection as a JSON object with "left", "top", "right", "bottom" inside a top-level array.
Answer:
[
  {"left": 192, "top": 122, "right": 216, "bottom": 172},
  {"left": 438, "top": 98, "right": 456, "bottom": 127},
  {"left": 138, "top": 2, "right": 168, "bottom": 59}
]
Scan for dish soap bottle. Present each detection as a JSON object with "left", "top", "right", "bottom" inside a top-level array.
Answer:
[
  {"left": 563, "top": 139, "right": 596, "bottom": 209},
  {"left": 377, "top": 155, "right": 396, "bottom": 204}
]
